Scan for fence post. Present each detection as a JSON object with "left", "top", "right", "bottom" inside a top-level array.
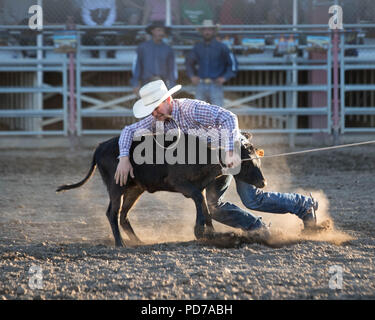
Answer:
[
  {"left": 165, "top": 0, "right": 171, "bottom": 26},
  {"left": 288, "top": 0, "right": 298, "bottom": 148},
  {"left": 340, "top": 32, "right": 345, "bottom": 134},
  {"left": 67, "top": 16, "right": 78, "bottom": 148},
  {"left": 35, "top": 0, "right": 43, "bottom": 135},
  {"left": 332, "top": 28, "right": 340, "bottom": 145},
  {"left": 309, "top": 2, "right": 331, "bottom": 144}
]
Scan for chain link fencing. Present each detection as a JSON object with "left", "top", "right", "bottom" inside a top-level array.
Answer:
[
  {"left": 1, "top": 0, "right": 375, "bottom": 134},
  {"left": 0, "top": 1, "right": 374, "bottom": 27},
  {"left": 1, "top": 1, "right": 374, "bottom": 44},
  {"left": 1, "top": 1, "right": 373, "bottom": 50}
]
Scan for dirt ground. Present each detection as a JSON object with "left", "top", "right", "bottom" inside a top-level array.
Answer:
[{"left": 0, "top": 140, "right": 375, "bottom": 300}]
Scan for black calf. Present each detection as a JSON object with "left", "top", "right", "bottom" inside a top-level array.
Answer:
[{"left": 56, "top": 133, "right": 265, "bottom": 247}]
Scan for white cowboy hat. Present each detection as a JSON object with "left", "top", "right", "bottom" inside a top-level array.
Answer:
[
  {"left": 133, "top": 80, "right": 182, "bottom": 118},
  {"left": 197, "top": 19, "right": 220, "bottom": 30}
]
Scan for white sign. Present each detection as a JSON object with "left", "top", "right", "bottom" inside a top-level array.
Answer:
[
  {"left": 328, "top": 5, "right": 343, "bottom": 30},
  {"left": 28, "top": 5, "right": 43, "bottom": 30}
]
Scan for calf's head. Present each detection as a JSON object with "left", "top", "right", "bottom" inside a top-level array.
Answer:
[{"left": 233, "top": 133, "right": 267, "bottom": 188}]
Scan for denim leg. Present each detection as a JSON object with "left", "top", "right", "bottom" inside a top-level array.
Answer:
[
  {"left": 195, "top": 83, "right": 207, "bottom": 101},
  {"left": 209, "top": 83, "right": 224, "bottom": 107},
  {"left": 206, "top": 175, "right": 262, "bottom": 230},
  {"left": 235, "top": 178, "right": 314, "bottom": 219}
]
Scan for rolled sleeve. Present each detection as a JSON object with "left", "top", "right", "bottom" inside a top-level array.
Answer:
[
  {"left": 192, "top": 102, "right": 220, "bottom": 127},
  {"left": 191, "top": 103, "right": 240, "bottom": 152},
  {"left": 216, "top": 109, "right": 240, "bottom": 152},
  {"left": 118, "top": 115, "right": 154, "bottom": 158}
]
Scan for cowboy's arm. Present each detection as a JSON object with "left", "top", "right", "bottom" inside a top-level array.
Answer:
[
  {"left": 217, "top": 109, "right": 242, "bottom": 168},
  {"left": 130, "top": 45, "right": 143, "bottom": 92},
  {"left": 216, "top": 108, "right": 241, "bottom": 152},
  {"left": 116, "top": 116, "right": 153, "bottom": 186},
  {"left": 221, "top": 45, "right": 238, "bottom": 82},
  {"left": 192, "top": 103, "right": 241, "bottom": 168},
  {"left": 118, "top": 115, "right": 153, "bottom": 158},
  {"left": 185, "top": 46, "right": 199, "bottom": 83},
  {"left": 192, "top": 103, "right": 240, "bottom": 152},
  {"left": 167, "top": 47, "right": 177, "bottom": 88}
]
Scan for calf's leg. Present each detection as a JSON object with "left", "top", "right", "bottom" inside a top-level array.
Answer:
[
  {"left": 119, "top": 186, "right": 144, "bottom": 245},
  {"left": 191, "top": 190, "right": 212, "bottom": 239},
  {"left": 174, "top": 183, "right": 214, "bottom": 239},
  {"left": 106, "top": 188, "right": 125, "bottom": 247},
  {"left": 201, "top": 191, "right": 215, "bottom": 234}
]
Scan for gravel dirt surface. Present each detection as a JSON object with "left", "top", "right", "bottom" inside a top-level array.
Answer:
[{"left": 0, "top": 141, "right": 375, "bottom": 300}]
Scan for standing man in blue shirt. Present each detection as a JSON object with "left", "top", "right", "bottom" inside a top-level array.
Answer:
[
  {"left": 131, "top": 21, "right": 177, "bottom": 96},
  {"left": 185, "top": 20, "right": 238, "bottom": 107}
]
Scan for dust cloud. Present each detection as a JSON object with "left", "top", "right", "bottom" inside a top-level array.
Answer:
[
  {"left": 62, "top": 143, "right": 353, "bottom": 248},
  {"left": 126, "top": 185, "right": 353, "bottom": 248}
]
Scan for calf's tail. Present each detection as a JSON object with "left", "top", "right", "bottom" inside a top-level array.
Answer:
[{"left": 56, "top": 155, "right": 97, "bottom": 193}]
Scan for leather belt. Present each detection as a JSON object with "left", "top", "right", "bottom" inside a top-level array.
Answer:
[{"left": 201, "top": 78, "right": 213, "bottom": 84}]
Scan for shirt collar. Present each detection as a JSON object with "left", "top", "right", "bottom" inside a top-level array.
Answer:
[{"left": 171, "top": 99, "right": 179, "bottom": 120}]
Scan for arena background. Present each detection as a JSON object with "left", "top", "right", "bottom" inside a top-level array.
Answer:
[
  {"left": 0, "top": 0, "right": 375, "bottom": 301},
  {"left": 0, "top": 0, "right": 375, "bottom": 140}
]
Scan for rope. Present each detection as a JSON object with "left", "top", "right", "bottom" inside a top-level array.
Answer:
[
  {"left": 148, "top": 110, "right": 375, "bottom": 163},
  {"left": 242, "top": 139, "right": 375, "bottom": 163},
  {"left": 152, "top": 115, "right": 181, "bottom": 150}
]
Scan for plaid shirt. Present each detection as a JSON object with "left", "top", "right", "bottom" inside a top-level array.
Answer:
[{"left": 118, "top": 98, "right": 240, "bottom": 158}]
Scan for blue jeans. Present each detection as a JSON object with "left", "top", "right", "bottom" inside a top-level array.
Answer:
[
  {"left": 195, "top": 82, "right": 224, "bottom": 107},
  {"left": 206, "top": 175, "right": 314, "bottom": 231}
]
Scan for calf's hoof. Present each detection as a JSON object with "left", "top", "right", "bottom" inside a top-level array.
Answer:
[
  {"left": 127, "top": 239, "right": 144, "bottom": 247},
  {"left": 194, "top": 225, "right": 205, "bottom": 239},
  {"left": 114, "top": 239, "right": 125, "bottom": 247},
  {"left": 205, "top": 225, "right": 215, "bottom": 234}
]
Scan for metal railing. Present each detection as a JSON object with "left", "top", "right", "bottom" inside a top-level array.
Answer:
[
  {"left": 0, "top": 24, "right": 375, "bottom": 139},
  {"left": 75, "top": 24, "right": 333, "bottom": 140},
  {"left": 340, "top": 24, "right": 375, "bottom": 133},
  {"left": 75, "top": 25, "right": 137, "bottom": 136},
  {"left": 0, "top": 26, "right": 68, "bottom": 136}
]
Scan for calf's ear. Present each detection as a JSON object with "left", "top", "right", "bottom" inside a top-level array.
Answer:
[
  {"left": 241, "top": 132, "right": 253, "bottom": 140},
  {"left": 255, "top": 149, "right": 264, "bottom": 157}
]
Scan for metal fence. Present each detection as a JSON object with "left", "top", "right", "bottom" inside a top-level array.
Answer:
[
  {"left": 0, "top": 0, "right": 375, "bottom": 140},
  {"left": 0, "top": 25, "right": 68, "bottom": 135},
  {"left": 340, "top": 24, "right": 375, "bottom": 133},
  {"left": 1, "top": 1, "right": 373, "bottom": 27}
]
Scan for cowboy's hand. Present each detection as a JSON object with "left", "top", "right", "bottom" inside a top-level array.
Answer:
[
  {"left": 216, "top": 77, "right": 226, "bottom": 85},
  {"left": 191, "top": 76, "right": 200, "bottom": 86},
  {"left": 222, "top": 150, "right": 242, "bottom": 175},
  {"left": 115, "top": 156, "right": 134, "bottom": 187},
  {"left": 225, "top": 150, "right": 241, "bottom": 168}
]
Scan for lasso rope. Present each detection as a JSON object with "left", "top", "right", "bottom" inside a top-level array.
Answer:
[
  {"left": 149, "top": 112, "right": 375, "bottom": 162},
  {"left": 242, "top": 139, "right": 375, "bottom": 163}
]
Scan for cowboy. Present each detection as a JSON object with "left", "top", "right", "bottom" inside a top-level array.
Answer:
[
  {"left": 131, "top": 21, "right": 177, "bottom": 96},
  {"left": 115, "top": 80, "right": 318, "bottom": 236},
  {"left": 185, "top": 19, "right": 238, "bottom": 107}
]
